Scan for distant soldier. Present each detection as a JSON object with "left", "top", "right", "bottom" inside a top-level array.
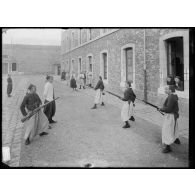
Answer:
[
  {"left": 91, "top": 76, "right": 105, "bottom": 109},
  {"left": 78, "top": 72, "right": 85, "bottom": 89},
  {"left": 158, "top": 85, "right": 180, "bottom": 153},
  {"left": 83, "top": 71, "right": 87, "bottom": 89},
  {"left": 20, "top": 84, "right": 49, "bottom": 145},
  {"left": 7, "top": 74, "right": 13, "bottom": 97},
  {"left": 61, "top": 70, "right": 66, "bottom": 81},
  {"left": 87, "top": 71, "right": 93, "bottom": 87},
  {"left": 43, "top": 75, "right": 57, "bottom": 124},
  {"left": 166, "top": 75, "right": 175, "bottom": 86},
  {"left": 120, "top": 81, "right": 136, "bottom": 128},
  {"left": 174, "top": 76, "right": 184, "bottom": 91},
  {"left": 70, "top": 74, "right": 77, "bottom": 91}
]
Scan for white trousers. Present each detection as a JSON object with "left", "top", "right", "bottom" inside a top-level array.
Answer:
[
  {"left": 121, "top": 101, "right": 134, "bottom": 122},
  {"left": 162, "top": 113, "right": 179, "bottom": 145},
  {"left": 94, "top": 89, "right": 103, "bottom": 104}
]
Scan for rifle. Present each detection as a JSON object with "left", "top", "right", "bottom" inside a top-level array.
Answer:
[
  {"left": 105, "top": 90, "right": 122, "bottom": 99},
  {"left": 21, "top": 97, "right": 60, "bottom": 123},
  {"left": 141, "top": 100, "right": 164, "bottom": 115},
  {"left": 106, "top": 90, "right": 164, "bottom": 115}
]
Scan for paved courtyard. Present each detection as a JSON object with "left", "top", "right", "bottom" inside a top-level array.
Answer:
[{"left": 2, "top": 75, "right": 189, "bottom": 167}]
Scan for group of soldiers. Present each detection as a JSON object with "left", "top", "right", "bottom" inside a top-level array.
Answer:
[
  {"left": 61, "top": 70, "right": 93, "bottom": 91},
  {"left": 19, "top": 75, "right": 57, "bottom": 145},
  {"left": 6, "top": 71, "right": 181, "bottom": 154},
  {"left": 88, "top": 76, "right": 180, "bottom": 154}
]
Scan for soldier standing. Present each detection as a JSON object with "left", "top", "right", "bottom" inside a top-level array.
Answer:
[{"left": 158, "top": 85, "right": 180, "bottom": 153}]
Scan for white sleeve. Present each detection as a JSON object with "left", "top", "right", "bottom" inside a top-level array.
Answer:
[{"left": 43, "top": 83, "right": 49, "bottom": 99}]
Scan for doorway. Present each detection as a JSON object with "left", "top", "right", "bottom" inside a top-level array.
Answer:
[{"left": 166, "top": 37, "right": 184, "bottom": 81}]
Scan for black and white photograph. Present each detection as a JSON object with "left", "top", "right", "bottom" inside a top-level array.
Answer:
[{"left": 1, "top": 28, "right": 192, "bottom": 168}]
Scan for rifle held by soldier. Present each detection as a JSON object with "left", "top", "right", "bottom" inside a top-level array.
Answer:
[{"left": 21, "top": 97, "right": 60, "bottom": 123}]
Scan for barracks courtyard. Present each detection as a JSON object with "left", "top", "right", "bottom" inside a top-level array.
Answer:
[
  {"left": 2, "top": 74, "right": 189, "bottom": 167},
  {"left": 2, "top": 28, "right": 191, "bottom": 167}
]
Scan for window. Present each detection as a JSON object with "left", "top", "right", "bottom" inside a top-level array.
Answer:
[
  {"left": 78, "top": 58, "right": 82, "bottom": 73},
  {"left": 88, "top": 29, "right": 92, "bottom": 41},
  {"left": 88, "top": 56, "right": 92, "bottom": 72},
  {"left": 3, "top": 55, "right": 8, "bottom": 58},
  {"left": 71, "top": 32, "right": 74, "bottom": 48},
  {"left": 3, "top": 62, "right": 9, "bottom": 74},
  {"left": 101, "top": 52, "right": 108, "bottom": 80},
  {"left": 158, "top": 31, "right": 189, "bottom": 98},
  {"left": 66, "top": 60, "right": 70, "bottom": 72},
  {"left": 79, "top": 29, "right": 82, "bottom": 45},
  {"left": 125, "top": 48, "right": 133, "bottom": 81},
  {"left": 71, "top": 59, "right": 74, "bottom": 73},
  {"left": 120, "top": 44, "right": 135, "bottom": 88},
  {"left": 12, "top": 63, "right": 17, "bottom": 71}
]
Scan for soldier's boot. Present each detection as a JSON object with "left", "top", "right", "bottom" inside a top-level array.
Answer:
[
  {"left": 174, "top": 138, "right": 181, "bottom": 145},
  {"left": 162, "top": 145, "right": 172, "bottom": 153},
  {"left": 122, "top": 121, "right": 130, "bottom": 128},
  {"left": 91, "top": 104, "right": 97, "bottom": 109},
  {"left": 129, "top": 116, "right": 135, "bottom": 121}
]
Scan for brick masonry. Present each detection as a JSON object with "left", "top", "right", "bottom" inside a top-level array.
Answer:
[
  {"left": 61, "top": 29, "right": 189, "bottom": 116},
  {"left": 2, "top": 77, "right": 29, "bottom": 166}
]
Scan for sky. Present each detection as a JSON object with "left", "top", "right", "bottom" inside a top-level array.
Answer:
[{"left": 2, "top": 28, "right": 62, "bottom": 46}]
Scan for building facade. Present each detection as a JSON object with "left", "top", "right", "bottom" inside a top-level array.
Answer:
[
  {"left": 61, "top": 28, "right": 189, "bottom": 116},
  {"left": 2, "top": 44, "right": 61, "bottom": 75}
]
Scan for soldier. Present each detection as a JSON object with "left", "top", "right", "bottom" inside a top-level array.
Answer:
[
  {"left": 166, "top": 75, "right": 175, "bottom": 86},
  {"left": 158, "top": 85, "right": 180, "bottom": 153},
  {"left": 78, "top": 72, "right": 84, "bottom": 89},
  {"left": 43, "top": 76, "right": 57, "bottom": 124},
  {"left": 20, "top": 84, "right": 49, "bottom": 145},
  {"left": 7, "top": 74, "right": 13, "bottom": 97},
  {"left": 174, "top": 76, "right": 184, "bottom": 91},
  {"left": 87, "top": 71, "right": 93, "bottom": 87},
  {"left": 83, "top": 71, "right": 87, "bottom": 89},
  {"left": 70, "top": 74, "right": 77, "bottom": 91},
  {"left": 91, "top": 76, "right": 105, "bottom": 109},
  {"left": 120, "top": 81, "right": 136, "bottom": 128}
]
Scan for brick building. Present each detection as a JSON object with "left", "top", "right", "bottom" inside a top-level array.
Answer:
[
  {"left": 61, "top": 28, "right": 189, "bottom": 116},
  {"left": 2, "top": 44, "right": 61, "bottom": 75}
]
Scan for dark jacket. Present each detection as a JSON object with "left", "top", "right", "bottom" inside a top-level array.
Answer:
[
  {"left": 7, "top": 77, "right": 12, "bottom": 85},
  {"left": 122, "top": 87, "right": 136, "bottom": 103},
  {"left": 70, "top": 78, "right": 77, "bottom": 88},
  {"left": 95, "top": 80, "right": 104, "bottom": 91},
  {"left": 160, "top": 94, "right": 179, "bottom": 119},
  {"left": 20, "top": 93, "right": 42, "bottom": 116}
]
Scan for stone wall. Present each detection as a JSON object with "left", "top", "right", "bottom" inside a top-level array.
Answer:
[
  {"left": 3, "top": 44, "right": 61, "bottom": 74},
  {"left": 61, "top": 29, "right": 189, "bottom": 116}
]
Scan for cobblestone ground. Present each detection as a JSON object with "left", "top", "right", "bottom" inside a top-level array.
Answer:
[
  {"left": 2, "top": 75, "right": 30, "bottom": 166},
  {"left": 17, "top": 76, "right": 188, "bottom": 167}
]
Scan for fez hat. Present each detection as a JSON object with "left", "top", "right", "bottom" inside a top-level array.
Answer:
[
  {"left": 175, "top": 76, "right": 181, "bottom": 80},
  {"left": 28, "top": 84, "right": 35, "bottom": 90},
  {"left": 127, "top": 80, "right": 132, "bottom": 87}
]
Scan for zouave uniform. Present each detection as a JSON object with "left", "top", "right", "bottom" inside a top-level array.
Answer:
[{"left": 20, "top": 93, "right": 49, "bottom": 143}]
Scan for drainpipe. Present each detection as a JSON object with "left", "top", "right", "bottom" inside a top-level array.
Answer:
[{"left": 143, "top": 29, "right": 147, "bottom": 102}]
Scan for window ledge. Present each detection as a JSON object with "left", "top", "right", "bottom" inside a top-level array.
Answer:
[{"left": 158, "top": 87, "right": 189, "bottom": 99}]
